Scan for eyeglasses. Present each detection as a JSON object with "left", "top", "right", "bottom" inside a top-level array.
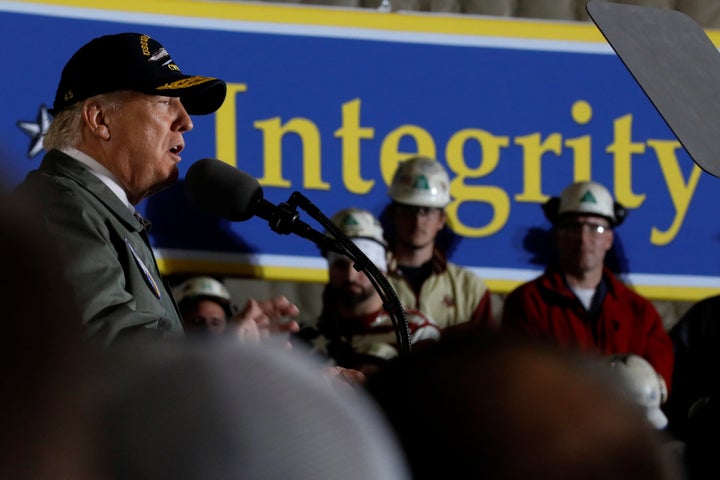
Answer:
[
  {"left": 557, "top": 221, "right": 610, "bottom": 236},
  {"left": 394, "top": 203, "right": 442, "bottom": 218}
]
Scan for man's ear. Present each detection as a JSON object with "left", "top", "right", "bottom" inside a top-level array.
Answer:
[
  {"left": 438, "top": 209, "right": 447, "bottom": 228},
  {"left": 82, "top": 101, "right": 111, "bottom": 140},
  {"left": 605, "top": 228, "right": 615, "bottom": 249}
]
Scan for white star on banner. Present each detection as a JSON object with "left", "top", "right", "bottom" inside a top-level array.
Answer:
[{"left": 17, "top": 105, "right": 52, "bottom": 159}]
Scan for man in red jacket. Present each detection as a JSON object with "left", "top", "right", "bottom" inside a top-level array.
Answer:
[{"left": 501, "top": 180, "right": 674, "bottom": 391}]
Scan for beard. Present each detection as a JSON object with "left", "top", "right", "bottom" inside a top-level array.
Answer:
[{"left": 337, "top": 281, "right": 375, "bottom": 306}]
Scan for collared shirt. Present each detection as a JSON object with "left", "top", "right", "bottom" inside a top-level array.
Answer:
[{"left": 61, "top": 146, "right": 133, "bottom": 211}]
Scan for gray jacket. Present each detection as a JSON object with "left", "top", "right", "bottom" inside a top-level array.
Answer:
[{"left": 14, "top": 150, "right": 184, "bottom": 346}]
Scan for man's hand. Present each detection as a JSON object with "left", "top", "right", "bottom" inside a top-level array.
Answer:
[
  {"left": 326, "top": 366, "right": 367, "bottom": 384},
  {"left": 232, "top": 296, "right": 300, "bottom": 343}
]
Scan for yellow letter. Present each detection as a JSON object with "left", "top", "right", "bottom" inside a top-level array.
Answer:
[
  {"left": 607, "top": 114, "right": 646, "bottom": 208},
  {"left": 214, "top": 82, "right": 248, "bottom": 167},
  {"left": 648, "top": 139, "right": 702, "bottom": 245},
  {"left": 564, "top": 100, "right": 593, "bottom": 181},
  {"left": 334, "top": 99, "right": 375, "bottom": 194},
  {"left": 379, "top": 125, "right": 436, "bottom": 186},
  {"left": 514, "top": 133, "right": 561, "bottom": 202},
  {"left": 253, "top": 117, "right": 330, "bottom": 190},
  {"left": 445, "top": 128, "right": 510, "bottom": 237}
]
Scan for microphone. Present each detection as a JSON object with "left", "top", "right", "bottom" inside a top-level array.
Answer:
[
  {"left": 184, "top": 158, "right": 412, "bottom": 354},
  {"left": 184, "top": 158, "right": 339, "bottom": 251}
]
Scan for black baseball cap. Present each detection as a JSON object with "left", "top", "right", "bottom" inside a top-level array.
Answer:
[{"left": 51, "top": 33, "right": 227, "bottom": 116}]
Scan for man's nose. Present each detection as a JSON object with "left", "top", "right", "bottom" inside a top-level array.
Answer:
[{"left": 174, "top": 102, "right": 193, "bottom": 132}]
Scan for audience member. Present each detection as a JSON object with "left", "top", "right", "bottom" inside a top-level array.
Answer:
[
  {"left": 0, "top": 201, "right": 101, "bottom": 479},
  {"left": 174, "top": 275, "right": 302, "bottom": 348},
  {"left": 366, "top": 331, "right": 677, "bottom": 480},
  {"left": 665, "top": 294, "right": 720, "bottom": 441},
  {"left": 94, "top": 337, "right": 411, "bottom": 480},
  {"left": 297, "top": 207, "right": 440, "bottom": 376},
  {"left": 501, "top": 180, "right": 674, "bottom": 387},
  {"left": 681, "top": 384, "right": 720, "bottom": 480},
  {"left": 381, "top": 156, "right": 494, "bottom": 331},
  {"left": 11, "top": 32, "right": 298, "bottom": 346},
  {"left": 175, "top": 276, "right": 235, "bottom": 334}
]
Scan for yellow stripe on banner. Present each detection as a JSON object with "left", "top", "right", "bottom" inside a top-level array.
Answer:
[
  {"left": 156, "top": 257, "right": 329, "bottom": 283},
  {"left": 485, "top": 279, "right": 526, "bottom": 294},
  {"left": 631, "top": 285, "right": 719, "bottom": 303},
  {"left": 0, "top": 0, "right": 624, "bottom": 43},
  {"left": 15, "top": 1, "right": 720, "bottom": 46},
  {"left": 487, "top": 280, "right": 718, "bottom": 301}
]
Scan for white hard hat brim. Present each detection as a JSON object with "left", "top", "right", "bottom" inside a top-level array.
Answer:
[{"left": 647, "top": 406, "right": 668, "bottom": 429}]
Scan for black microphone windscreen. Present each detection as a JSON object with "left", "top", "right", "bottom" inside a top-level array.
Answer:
[{"left": 184, "top": 158, "right": 263, "bottom": 222}]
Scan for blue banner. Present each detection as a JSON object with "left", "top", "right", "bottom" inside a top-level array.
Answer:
[{"left": 2, "top": 0, "right": 719, "bottom": 300}]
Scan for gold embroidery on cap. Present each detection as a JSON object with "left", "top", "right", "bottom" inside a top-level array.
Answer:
[
  {"left": 156, "top": 77, "right": 214, "bottom": 90},
  {"left": 140, "top": 34, "right": 151, "bottom": 56}
]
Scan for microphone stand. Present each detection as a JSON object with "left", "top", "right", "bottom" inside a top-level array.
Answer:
[
  {"left": 267, "top": 191, "right": 412, "bottom": 355},
  {"left": 260, "top": 193, "right": 346, "bottom": 258}
]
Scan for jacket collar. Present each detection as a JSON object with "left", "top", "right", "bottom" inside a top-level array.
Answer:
[
  {"left": 61, "top": 146, "right": 132, "bottom": 210},
  {"left": 540, "top": 263, "right": 625, "bottom": 300},
  {"left": 40, "top": 150, "right": 144, "bottom": 233}
]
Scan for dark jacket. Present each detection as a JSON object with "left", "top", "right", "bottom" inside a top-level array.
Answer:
[
  {"left": 13, "top": 150, "right": 184, "bottom": 346},
  {"left": 665, "top": 294, "right": 720, "bottom": 440}
]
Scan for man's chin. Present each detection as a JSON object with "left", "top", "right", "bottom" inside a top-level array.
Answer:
[
  {"left": 397, "top": 234, "right": 424, "bottom": 246},
  {"left": 405, "top": 240, "right": 432, "bottom": 250},
  {"left": 339, "top": 287, "right": 373, "bottom": 305},
  {"left": 150, "top": 168, "right": 180, "bottom": 195},
  {"left": 340, "top": 289, "right": 363, "bottom": 301}
]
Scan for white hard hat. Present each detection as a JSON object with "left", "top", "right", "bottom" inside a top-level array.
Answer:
[
  {"left": 607, "top": 353, "right": 668, "bottom": 429},
  {"left": 388, "top": 156, "right": 450, "bottom": 208},
  {"left": 328, "top": 208, "right": 387, "bottom": 271},
  {"left": 558, "top": 181, "right": 617, "bottom": 224},
  {"left": 329, "top": 208, "right": 386, "bottom": 247},
  {"left": 175, "top": 276, "right": 232, "bottom": 306}
]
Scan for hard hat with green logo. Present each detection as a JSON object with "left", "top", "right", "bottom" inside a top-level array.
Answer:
[
  {"left": 328, "top": 208, "right": 386, "bottom": 247},
  {"left": 327, "top": 208, "right": 388, "bottom": 271},
  {"left": 388, "top": 156, "right": 450, "bottom": 208},
  {"left": 543, "top": 180, "right": 627, "bottom": 227}
]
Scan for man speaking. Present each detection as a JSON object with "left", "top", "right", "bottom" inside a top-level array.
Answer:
[{"left": 13, "top": 33, "right": 298, "bottom": 346}]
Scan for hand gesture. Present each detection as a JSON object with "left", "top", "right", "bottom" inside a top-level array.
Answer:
[{"left": 232, "top": 296, "right": 300, "bottom": 344}]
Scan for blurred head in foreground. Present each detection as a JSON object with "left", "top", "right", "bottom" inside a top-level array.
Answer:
[
  {"left": 94, "top": 338, "right": 410, "bottom": 480},
  {"left": 366, "top": 332, "right": 674, "bottom": 480},
  {"left": 0, "top": 200, "right": 100, "bottom": 479}
]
